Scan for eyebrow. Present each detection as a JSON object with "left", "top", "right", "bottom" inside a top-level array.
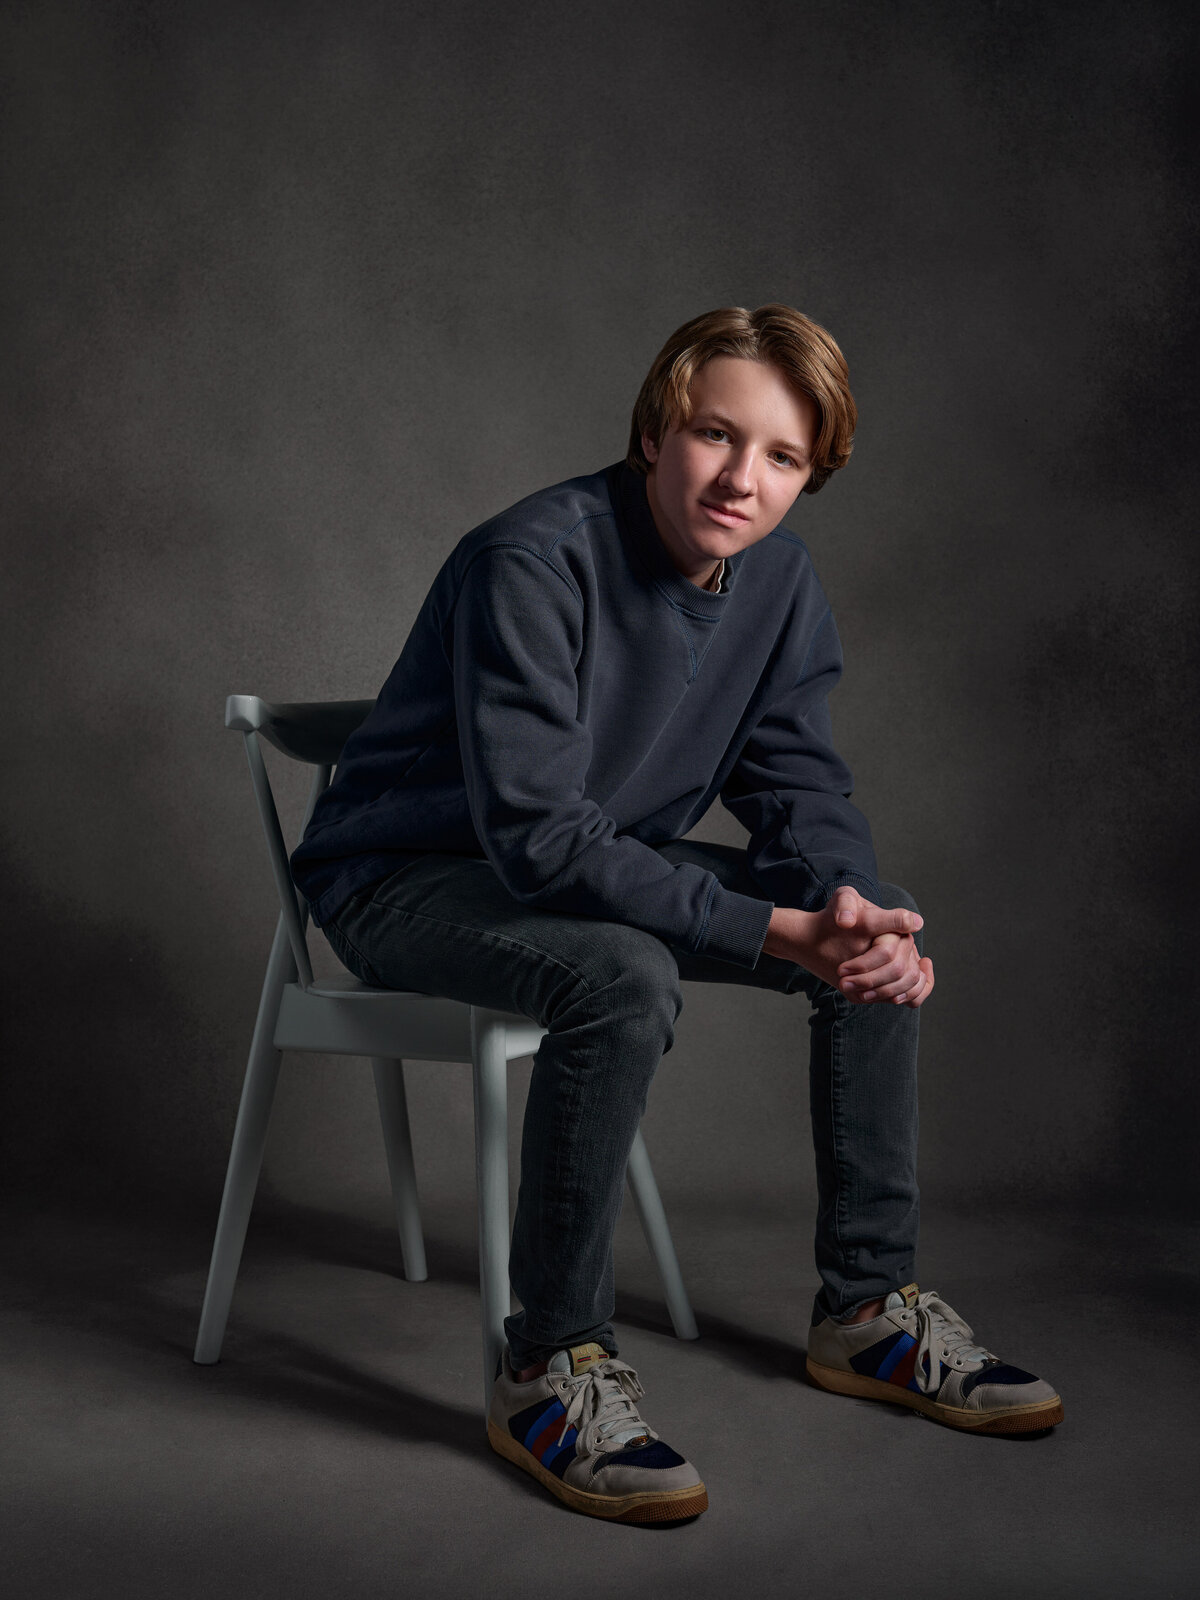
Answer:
[{"left": 699, "top": 410, "right": 811, "bottom": 462}]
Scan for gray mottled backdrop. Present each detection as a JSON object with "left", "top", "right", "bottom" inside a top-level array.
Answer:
[{"left": 3, "top": 0, "right": 1196, "bottom": 1233}]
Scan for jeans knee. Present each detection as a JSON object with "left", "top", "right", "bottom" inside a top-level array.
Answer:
[
  {"left": 561, "top": 926, "right": 683, "bottom": 1043},
  {"left": 877, "top": 881, "right": 919, "bottom": 916}
]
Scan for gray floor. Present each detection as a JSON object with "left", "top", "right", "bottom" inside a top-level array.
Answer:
[{"left": 3, "top": 1195, "right": 1196, "bottom": 1599}]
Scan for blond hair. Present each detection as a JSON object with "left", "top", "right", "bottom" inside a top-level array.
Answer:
[{"left": 627, "top": 304, "right": 857, "bottom": 494}]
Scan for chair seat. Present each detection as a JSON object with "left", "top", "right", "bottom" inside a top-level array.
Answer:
[
  {"left": 304, "top": 974, "right": 420, "bottom": 997},
  {"left": 274, "top": 977, "right": 547, "bottom": 1062}
]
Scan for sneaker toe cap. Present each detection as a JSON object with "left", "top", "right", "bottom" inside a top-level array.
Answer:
[
  {"left": 962, "top": 1364, "right": 1059, "bottom": 1410},
  {"left": 582, "top": 1442, "right": 703, "bottom": 1498}
]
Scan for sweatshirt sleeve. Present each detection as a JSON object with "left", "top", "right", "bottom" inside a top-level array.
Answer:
[
  {"left": 451, "top": 545, "right": 773, "bottom": 967},
  {"left": 719, "top": 607, "right": 880, "bottom": 911}
]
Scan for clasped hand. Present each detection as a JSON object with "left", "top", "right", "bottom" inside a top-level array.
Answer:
[{"left": 761, "top": 886, "right": 936, "bottom": 1009}]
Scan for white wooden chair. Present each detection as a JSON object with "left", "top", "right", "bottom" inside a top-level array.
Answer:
[{"left": 194, "top": 694, "right": 698, "bottom": 1410}]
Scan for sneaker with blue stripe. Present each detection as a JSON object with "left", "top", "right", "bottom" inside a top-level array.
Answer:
[
  {"left": 806, "top": 1284, "right": 1064, "bottom": 1435},
  {"left": 487, "top": 1342, "right": 708, "bottom": 1522}
]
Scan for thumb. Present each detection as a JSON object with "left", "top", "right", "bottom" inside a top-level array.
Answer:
[
  {"left": 832, "top": 887, "right": 861, "bottom": 927},
  {"left": 857, "top": 901, "right": 924, "bottom": 936}
]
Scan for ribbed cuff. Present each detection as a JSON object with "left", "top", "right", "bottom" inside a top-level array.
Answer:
[
  {"left": 822, "top": 870, "right": 883, "bottom": 908},
  {"left": 694, "top": 884, "right": 775, "bottom": 968}
]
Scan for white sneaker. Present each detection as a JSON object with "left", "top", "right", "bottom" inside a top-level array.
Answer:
[{"left": 807, "top": 1284, "right": 1063, "bottom": 1435}]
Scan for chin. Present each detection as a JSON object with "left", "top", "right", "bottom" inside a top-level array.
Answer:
[
  {"left": 699, "top": 527, "right": 756, "bottom": 557},
  {"left": 690, "top": 539, "right": 731, "bottom": 564}
]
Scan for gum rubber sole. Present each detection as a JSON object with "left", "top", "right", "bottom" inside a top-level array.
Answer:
[
  {"left": 487, "top": 1420, "right": 709, "bottom": 1522},
  {"left": 805, "top": 1358, "right": 1064, "bottom": 1435}
]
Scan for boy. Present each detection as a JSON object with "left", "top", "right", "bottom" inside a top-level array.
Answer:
[{"left": 291, "top": 304, "right": 1062, "bottom": 1524}]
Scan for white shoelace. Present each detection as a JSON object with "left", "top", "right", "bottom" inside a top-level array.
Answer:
[
  {"left": 556, "top": 1358, "right": 656, "bottom": 1454},
  {"left": 908, "top": 1290, "right": 997, "bottom": 1394}
]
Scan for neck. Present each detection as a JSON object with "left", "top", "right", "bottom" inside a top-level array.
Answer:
[{"left": 645, "top": 473, "right": 724, "bottom": 590}]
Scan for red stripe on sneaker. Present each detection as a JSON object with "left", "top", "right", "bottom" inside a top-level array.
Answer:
[
  {"left": 889, "top": 1340, "right": 919, "bottom": 1388},
  {"left": 529, "top": 1412, "right": 568, "bottom": 1464}
]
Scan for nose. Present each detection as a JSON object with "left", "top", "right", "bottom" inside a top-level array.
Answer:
[{"left": 718, "top": 451, "right": 754, "bottom": 496}]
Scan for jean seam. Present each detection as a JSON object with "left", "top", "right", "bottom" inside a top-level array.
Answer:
[
  {"left": 348, "top": 893, "right": 596, "bottom": 1002},
  {"left": 827, "top": 989, "right": 855, "bottom": 1312},
  {"left": 352, "top": 893, "right": 611, "bottom": 1349}
]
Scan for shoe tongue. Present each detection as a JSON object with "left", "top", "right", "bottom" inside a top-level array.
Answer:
[
  {"left": 548, "top": 1342, "right": 610, "bottom": 1377},
  {"left": 546, "top": 1344, "right": 649, "bottom": 1449},
  {"left": 885, "top": 1283, "right": 921, "bottom": 1311}
]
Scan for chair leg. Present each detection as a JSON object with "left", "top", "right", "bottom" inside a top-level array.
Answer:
[
  {"left": 194, "top": 914, "right": 292, "bottom": 1364},
  {"left": 627, "top": 1128, "right": 699, "bottom": 1342},
  {"left": 371, "top": 1057, "right": 427, "bottom": 1282},
  {"left": 470, "top": 1009, "right": 511, "bottom": 1414}
]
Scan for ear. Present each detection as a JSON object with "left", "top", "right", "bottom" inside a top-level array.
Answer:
[{"left": 641, "top": 430, "right": 659, "bottom": 466}]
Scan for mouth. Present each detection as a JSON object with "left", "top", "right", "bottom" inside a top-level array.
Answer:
[{"left": 699, "top": 500, "right": 751, "bottom": 528}]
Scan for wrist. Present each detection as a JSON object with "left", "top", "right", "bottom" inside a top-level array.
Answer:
[{"left": 762, "top": 905, "right": 817, "bottom": 960}]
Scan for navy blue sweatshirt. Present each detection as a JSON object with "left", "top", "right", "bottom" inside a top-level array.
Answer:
[{"left": 290, "top": 462, "right": 879, "bottom": 968}]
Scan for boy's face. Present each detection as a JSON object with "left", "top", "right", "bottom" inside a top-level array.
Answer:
[{"left": 642, "top": 355, "right": 817, "bottom": 586}]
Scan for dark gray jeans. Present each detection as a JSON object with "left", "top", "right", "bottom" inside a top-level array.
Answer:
[{"left": 321, "top": 839, "right": 921, "bottom": 1366}]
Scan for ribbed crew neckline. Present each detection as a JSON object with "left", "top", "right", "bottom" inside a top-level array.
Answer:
[{"left": 610, "top": 463, "right": 736, "bottom": 617}]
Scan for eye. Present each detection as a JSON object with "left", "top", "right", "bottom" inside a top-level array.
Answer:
[
  {"left": 769, "top": 450, "right": 799, "bottom": 468},
  {"left": 700, "top": 427, "right": 729, "bottom": 442}
]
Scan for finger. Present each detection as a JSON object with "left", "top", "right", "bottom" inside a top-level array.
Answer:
[
  {"left": 838, "top": 934, "right": 909, "bottom": 977},
  {"left": 894, "top": 968, "right": 927, "bottom": 1005},
  {"left": 908, "top": 959, "right": 936, "bottom": 1008},
  {"left": 854, "top": 901, "right": 924, "bottom": 938},
  {"left": 832, "top": 887, "right": 861, "bottom": 928},
  {"left": 854, "top": 945, "right": 919, "bottom": 994},
  {"left": 854, "top": 949, "right": 922, "bottom": 1001},
  {"left": 861, "top": 963, "right": 922, "bottom": 1001},
  {"left": 835, "top": 974, "right": 877, "bottom": 1006},
  {"left": 838, "top": 940, "right": 896, "bottom": 979}
]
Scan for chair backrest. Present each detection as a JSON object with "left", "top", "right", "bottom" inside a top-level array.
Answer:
[{"left": 226, "top": 694, "right": 375, "bottom": 989}]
